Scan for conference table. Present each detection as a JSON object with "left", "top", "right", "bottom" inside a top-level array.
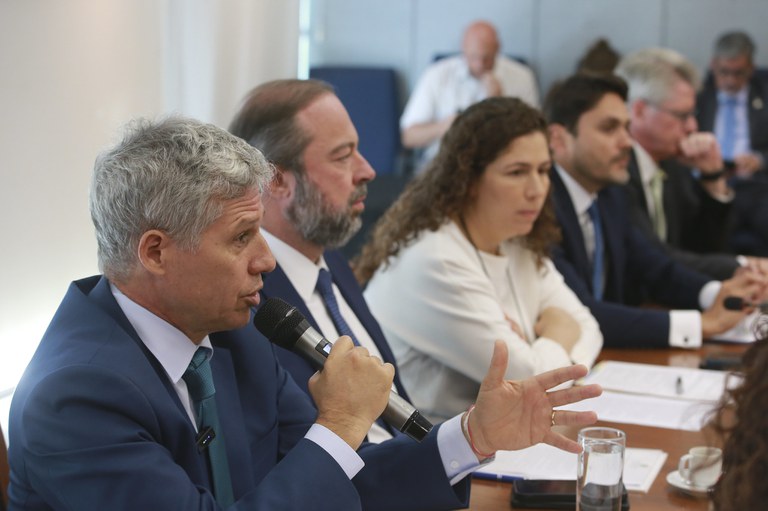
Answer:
[{"left": 466, "top": 342, "right": 748, "bottom": 510}]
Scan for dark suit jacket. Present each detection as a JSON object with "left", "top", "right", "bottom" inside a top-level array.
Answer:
[
  {"left": 697, "top": 72, "right": 768, "bottom": 166},
  {"left": 550, "top": 170, "right": 710, "bottom": 348},
  {"left": 8, "top": 276, "right": 468, "bottom": 511},
  {"left": 624, "top": 150, "right": 738, "bottom": 280},
  {"left": 261, "top": 250, "right": 409, "bottom": 401}
]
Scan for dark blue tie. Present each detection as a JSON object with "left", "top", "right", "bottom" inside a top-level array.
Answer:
[
  {"left": 316, "top": 268, "right": 360, "bottom": 345},
  {"left": 587, "top": 201, "right": 604, "bottom": 301},
  {"left": 183, "top": 348, "right": 234, "bottom": 507},
  {"left": 720, "top": 96, "right": 738, "bottom": 161}
]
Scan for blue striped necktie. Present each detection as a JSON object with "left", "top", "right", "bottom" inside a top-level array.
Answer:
[
  {"left": 183, "top": 348, "right": 234, "bottom": 507},
  {"left": 587, "top": 201, "right": 604, "bottom": 301},
  {"left": 316, "top": 268, "right": 360, "bottom": 346}
]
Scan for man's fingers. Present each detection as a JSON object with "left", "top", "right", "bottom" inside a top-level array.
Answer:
[
  {"left": 550, "top": 409, "right": 599, "bottom": 427},
  {"left": 482, "top": 340, "right": 510, "bottom": 387},
  {"left": 548, "top": 383, "right": 602, "bottom": 407},
  {"left": 543, "top": 431, "right": 583, "bottom": 454},
  {"left": 534, "top": 364, "right": 590, "bottom": 390}
]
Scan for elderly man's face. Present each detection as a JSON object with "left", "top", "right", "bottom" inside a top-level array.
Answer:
[
  {"left": 285, "top": 93, "right": 375, "bottom": 248},
  {"left": 638, "top": 79, "right": 699, "bottom": 161},
  {"left": 712, "top": 54, "right": 753, "bottom": 94}
]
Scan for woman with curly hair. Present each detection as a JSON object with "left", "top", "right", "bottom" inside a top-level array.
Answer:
[
  {"left": 356, "top": 97, "right": 602, "bottom": 421},
  {"left": 710, "top": 322, "right": 768, "bottom": 510}
]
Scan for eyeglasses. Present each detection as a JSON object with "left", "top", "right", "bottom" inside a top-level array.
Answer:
[
  {"left": 648, "top": 103, "right": 697, "bottom": 123},
  {"left": 713, "top": 67, "right": 751, "bottom": 79}
]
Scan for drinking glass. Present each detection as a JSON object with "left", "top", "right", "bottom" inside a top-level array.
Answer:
[{"left": 577, "top": 427, "right": 626, "bottom": 511}]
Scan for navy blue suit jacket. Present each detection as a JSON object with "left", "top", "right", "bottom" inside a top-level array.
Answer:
[
  {"left": 8, "top": 276, "right": 467, "bottom": 511},
  {"left": 260, "top": 250, "right": 409, "bottom": 401},
  {"left": 550, "top": 170, "right": 710, "bottom": 348}
]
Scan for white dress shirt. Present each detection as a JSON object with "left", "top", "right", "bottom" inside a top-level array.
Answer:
[
  {"left": 715, "top": 88, "right": 751, "bottom": 160},
  {"left": 401, "top": 54, "right": 539, "bottom": 163},
  {"left": 262, "top": 230, "right": 481, "bottom": 484}
]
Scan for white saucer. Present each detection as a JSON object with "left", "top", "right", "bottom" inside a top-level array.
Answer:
[{"left": 666, "top": 470, "right": 712, "bottom": 497}]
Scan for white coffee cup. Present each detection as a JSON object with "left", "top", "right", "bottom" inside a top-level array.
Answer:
[{"left": 678, "top": 446, "right": 722, "bottom": 488}]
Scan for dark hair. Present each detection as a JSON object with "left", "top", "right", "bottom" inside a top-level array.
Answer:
[
  {"left": 228, "top": 79, "right": 334, "bottom": 174},
  {"left": 354, "top": 96, "right": 558, "bottom": 284},
  {"left": 714, "top": 31, "right": 756, "bottom": 61},
  {"left": 711, "top": 318, "right": 768, "bottom": 510},
  {"left": 543, "top": 73, "right": 628, "bottom": 133},
  {"left": 576, "top": 38, "right": 621, "bottom": 74}
]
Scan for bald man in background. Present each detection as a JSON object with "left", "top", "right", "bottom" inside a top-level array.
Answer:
[{"left": 400, "top": 20, "right": 539, "bottom": 169}]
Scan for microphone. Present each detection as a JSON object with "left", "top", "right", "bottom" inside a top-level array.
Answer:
[
  {"left": 253, "top": 297, "right": 433, "bottom": 442},
  {"left": 723, "top": 296, "right": 768, "bottom": 313}
]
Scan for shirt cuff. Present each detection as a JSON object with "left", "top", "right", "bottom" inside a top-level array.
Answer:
[
  {"left": 305, "top": 423, "right": 365, "bottom": 479},
  {"left": 668, "top": 310, "right": 703, "bottom": 348},
  {"left": 437, "top": 414, "right": 481, "bottom": 486},
  {"left": 699, "top": 280, "right": 722, "bottom": 309}
]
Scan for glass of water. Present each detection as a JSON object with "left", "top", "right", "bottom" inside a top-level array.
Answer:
[{"left": 577, "top": 427, "right": 626, "bottom": 511}]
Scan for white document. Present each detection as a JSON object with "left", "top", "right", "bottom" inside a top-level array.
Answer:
[
  {"left": 580, "top": 360, "right": 739, "bottom": 403},
  {"left": 558, "top": 390, "right": 718, "bottom": 431},
  {"left": 712, "top": 310, "right": 759, "bottom": 343},
  {"left": 474, "top": 443, "right": 667, "bottom": 493}
]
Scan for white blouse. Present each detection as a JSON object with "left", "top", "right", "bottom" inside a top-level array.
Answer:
[{"left": 364, "top": 220, "right": 603, "bottom": 421}]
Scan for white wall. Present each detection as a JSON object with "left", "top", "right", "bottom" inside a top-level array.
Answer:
[
  {"left": 308, "top": 0, "right": 768, "bottom": 109},
  {"left": 0, "top": 0, "right": 300, "bottom": 443}
]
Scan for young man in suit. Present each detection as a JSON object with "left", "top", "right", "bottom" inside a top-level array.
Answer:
[
  {"left": 544, "top": 72, "right": 765, "bottom": 349},
  {"left": 8, "top": 116, "right": 600, "bottom": 510}
]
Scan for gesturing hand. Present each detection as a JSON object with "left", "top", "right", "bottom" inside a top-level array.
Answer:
[{"left": 467, "top": 341, "right": 601, "bottom": 458}]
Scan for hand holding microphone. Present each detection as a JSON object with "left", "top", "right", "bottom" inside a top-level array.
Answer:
[{"left": 253, "top": 298, "right": 433, "bottom": 444}]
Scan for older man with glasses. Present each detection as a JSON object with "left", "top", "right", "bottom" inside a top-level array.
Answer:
[{"left": 614, "top": 47, "right": 768, "bottom": 281}]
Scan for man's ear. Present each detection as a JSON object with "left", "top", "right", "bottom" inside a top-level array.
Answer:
[
  {"left": 136, "top": 229, "right": 171, "bottom": 275},
  {"left": 630, "top": 99, "right": 646, "bottom": 121},
  {"left": 547, "top": 123, "right": 568, "bottom": 154},
  {"left": 268, "top": 167, "right": 296, "bottom": 200}
]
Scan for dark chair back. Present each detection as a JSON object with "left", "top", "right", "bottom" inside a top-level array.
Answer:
[{"left": 309, "top": 66, "right": 402, "bottom": 175}]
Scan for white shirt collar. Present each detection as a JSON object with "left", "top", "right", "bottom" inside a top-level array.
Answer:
[
  {"left": 110, "top": 282, "right": 212, "bottom": 385},
  {"left": 262, "top": 230, "right": 329, "bottom": 303},
  {"left": 555, "top": 163, "right": 597, "bottom": 216}
]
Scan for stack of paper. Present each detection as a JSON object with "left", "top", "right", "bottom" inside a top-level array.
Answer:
[
  {"left": 474, "top": 443, "right": 667, "bottom": 493},
  {"left": 556, "top": 361, "right": 742, "bottom": 431}
]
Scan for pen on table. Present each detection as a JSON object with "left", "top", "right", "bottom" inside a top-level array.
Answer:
[{"left": 675, "top": 376, "right": 684, "bottom": 395}]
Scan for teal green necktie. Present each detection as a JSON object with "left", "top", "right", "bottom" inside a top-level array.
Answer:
[{"left": 183, "top": 348, "right": 234, "bottom": 507}]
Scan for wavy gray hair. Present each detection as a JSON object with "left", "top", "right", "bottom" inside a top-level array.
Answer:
[
  {"left": 90, "top": 116, "right": 274, "bottom": 282},
  {"left": 615, "top": 47, "right": 700, "bottom": 106}
]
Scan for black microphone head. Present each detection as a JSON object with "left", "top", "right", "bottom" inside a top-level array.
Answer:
[
  {"left": 253, "top": 298, "right": 307, "bottom": 350},
  {"left": 723, "top": 296, "right": 745, "bottom": 311}
]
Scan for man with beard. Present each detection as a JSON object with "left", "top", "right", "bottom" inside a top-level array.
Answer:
[
  {"left": 228, "top": 80, "right": 409, "bottom": 443},
  {"left": 544, "top": 72, "right": 766, "bottom": 348}
]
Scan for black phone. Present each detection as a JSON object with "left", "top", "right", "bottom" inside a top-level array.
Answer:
[
  {"left": 511, "top": 479, "right": 630, "bottom": 510},
  {"left": 699, "top": 354, "right": 742, "bottom": 371}
]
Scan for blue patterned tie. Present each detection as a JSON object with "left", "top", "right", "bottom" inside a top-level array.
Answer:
[
  {"left": 587, "top": 201, "right": 604, "bottom": 301},
  {"left": 183, "top": 348, "right": 234, "bottom": 507},
  {"left": 720, "top": 96, "right": 738, "bottom": 161},
  {"left": 316, "top": 268, "right": 360, "bottom": 345}
]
